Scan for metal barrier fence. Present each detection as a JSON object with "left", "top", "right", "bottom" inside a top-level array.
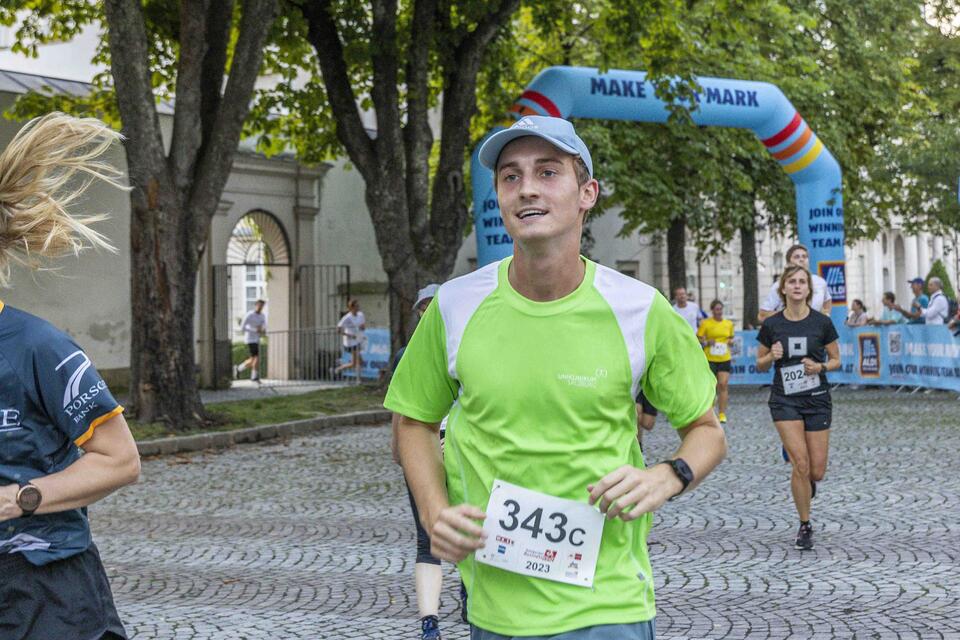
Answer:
[{"left": 253, "top": 327, "right": 344, "bottom": 382}]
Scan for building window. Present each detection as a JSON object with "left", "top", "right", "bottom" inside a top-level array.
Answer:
[{"left": 616, "top": 260, "right": 639, "bottom": 279}]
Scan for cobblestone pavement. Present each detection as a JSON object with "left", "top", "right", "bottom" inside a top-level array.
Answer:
[{"left": 93, "top": 387, "right": 960, "bottom": 639}]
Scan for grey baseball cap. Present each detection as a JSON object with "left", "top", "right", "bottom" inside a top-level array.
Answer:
[
  {"left": 478, "top": 116, "right": 593, "bottom": 177},
  {"left": 413, "top": 283, "right": 440, "bottom": 310}
]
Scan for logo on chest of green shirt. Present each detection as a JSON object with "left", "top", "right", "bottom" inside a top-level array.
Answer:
[{"left": 556, "top": 368, "right": 608, "bottom": 389}]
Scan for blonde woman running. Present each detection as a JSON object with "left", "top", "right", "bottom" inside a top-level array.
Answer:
[
  {"left": 0, "top": 114, "right": 140, "bottom": 639},
  {"left": 756, "top": 265, "right": 840, "bottom": 551}
]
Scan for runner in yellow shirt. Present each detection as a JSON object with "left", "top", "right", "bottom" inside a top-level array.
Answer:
[{"left": 697, "top": 300, "right": 735, "bottom": 424}]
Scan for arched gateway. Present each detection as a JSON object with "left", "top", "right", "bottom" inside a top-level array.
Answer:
[{"left": 472, "top": 66, "right": 847, "bottom": 324}]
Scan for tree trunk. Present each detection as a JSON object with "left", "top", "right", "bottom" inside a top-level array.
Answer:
[
  {"left": 667, "top": 216, "right": 687, "bottom": 298},
  {"left": 128, "top": 177, "right": 205, "bottom": 425},
  {"left": 740, "top": 223, "right": 759, "bottom": 329}
]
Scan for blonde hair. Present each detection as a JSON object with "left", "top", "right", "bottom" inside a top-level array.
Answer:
[{"left": 0, "top": 112, "right": 127, "bottom": 286}]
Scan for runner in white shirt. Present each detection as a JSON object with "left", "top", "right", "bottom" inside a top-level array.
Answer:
[
  {"left": 758, "top": 244, "right": 832, "bottom": 322},
  {"left": 672, "top": 287, "right": 702, "bottom": 331},
  {"left": 923, "top": 278, "right": 950, "bottom": 325},
  {"left": 236, "top": 299, "right": 266, "bottom": 382},
  {"left": 334, "top": 299, "right": 366, "bottom": 380}
]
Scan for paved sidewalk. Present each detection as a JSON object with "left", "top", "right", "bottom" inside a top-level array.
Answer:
[{"left": 93, "top": 387, "right": 960, "bottom": 639}]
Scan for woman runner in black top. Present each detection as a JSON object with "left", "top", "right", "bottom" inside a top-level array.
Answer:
[{"left": 756, "top": 265, "right": 840, "bottom": 551}]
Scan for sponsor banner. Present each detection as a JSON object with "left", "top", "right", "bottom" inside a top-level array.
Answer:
[
  {"left": 728, "top": 325, "right": 960, "bottom": 392},
  {"left": 340, "top": 328, "right": 390, "bottom": 380}
]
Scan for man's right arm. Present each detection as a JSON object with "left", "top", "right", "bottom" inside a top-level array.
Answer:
[{"left": 398, "top": 415, "right": 486, "bottom": 561}]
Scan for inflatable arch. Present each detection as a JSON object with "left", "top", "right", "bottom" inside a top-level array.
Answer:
[{"left": 472, "top": 66, "right": 847, "bottom": 324}]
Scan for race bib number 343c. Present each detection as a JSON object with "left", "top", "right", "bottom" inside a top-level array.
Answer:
[{"left": 476, "top": 479, "right": 605, "bottom": 588}]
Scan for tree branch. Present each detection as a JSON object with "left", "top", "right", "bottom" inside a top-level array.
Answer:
[
  {"left": 189, "top": 0, "right": 277, "bottom": 243},
  {"left": 168, "top": 0, "right": 209, "bottom": 195},
  {"left": 300, "top": 0, "right": 376, "bottom": 179},
  {"left": 428, "top": 0, "right": 519, "bottom": 259},
  {"left": 404, "top": 0, "right": 437, "bottom": 240},
  {"left": 199, "top": 0, "right": 235, "bottom": 150},
  {"left": 103, "top": 0, "right": 167, "bottom": 184},
  {"left": 369, "top": 0, "right": 403, "bottom": 169}
]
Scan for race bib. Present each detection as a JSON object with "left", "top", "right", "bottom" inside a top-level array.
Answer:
[
  {"left": 781, "top": 363, "right": 819, "bottom": 395},
  {"left": 709, "top": 342, "right": 728, "bottom": 357},
  {"left": 477, "top": 479, "right": 605, "bottom": 588}
]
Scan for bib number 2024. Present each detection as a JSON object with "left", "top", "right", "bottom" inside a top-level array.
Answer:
[{"left": 499, "top": 499, "right": 587, "bottom": 546}]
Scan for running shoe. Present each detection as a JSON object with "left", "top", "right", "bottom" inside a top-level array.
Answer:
[
  {"left": 718, "top": 412, "right": 727, "bottom": 424},
  {"left": 795, "top": 522, "right": 814, "bottom": 550},
  {"left": 420, "top": 615, "right": 441, "bottom": 640},
  {"left": 234, "top": 364, "right": 241, "bottom": 379},
  {"left": 781, "top": 446, "right": 790, "bottom": 463}
]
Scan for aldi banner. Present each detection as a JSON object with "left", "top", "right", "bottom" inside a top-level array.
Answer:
[{"left": 728, "top": 325, "right": 960, "bottom": 392}]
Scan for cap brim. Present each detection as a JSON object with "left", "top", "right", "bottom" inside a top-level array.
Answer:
[{"left": 478, "top": 128, "right": 579, "bottom": 172}]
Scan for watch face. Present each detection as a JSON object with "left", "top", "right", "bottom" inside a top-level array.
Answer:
[{"left": 18, "top": 486, "right": 42, "bottom": 512}]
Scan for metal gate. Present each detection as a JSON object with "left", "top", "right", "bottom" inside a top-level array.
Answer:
[{"left": 211, "top": 264, "right": 350, "bottom": 385}]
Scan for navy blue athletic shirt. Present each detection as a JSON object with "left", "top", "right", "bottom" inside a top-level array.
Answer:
[
  {"left": 0, "top": 300, "right": 123, "bottom": 566},
  {"left": 757, "top": 309, "right": 839, "bottom": 398}
]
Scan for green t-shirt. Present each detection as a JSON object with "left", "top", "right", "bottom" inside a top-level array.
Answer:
[{"left": 384, "top": 256, "right": 716, "bottom": 636}]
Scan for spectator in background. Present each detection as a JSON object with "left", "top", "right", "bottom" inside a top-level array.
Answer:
[
  {"left": 845, "top": 299, "right": 869, "bottom": 327},
  {"left": 895, "top": 278, "right": 929, "bottom": 324},
  {"left": 673, "top": 286, "right": 702, "bottom": 331},
  {"left": 869, "top": 292, "right": 906, "bottom": 326},
  {"left": 922, "top": 277, "right": 950, "bottom": 325}
]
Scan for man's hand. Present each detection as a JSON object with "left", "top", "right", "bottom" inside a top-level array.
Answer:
[
  {"left": 801, "top": 358, "right": 822, "bottom": 376},
  {"left": 587, "top": 464, "right": 682, "bottom": 521},
  {"left": 0, "top": 484, "right": 22, "bottom": 522},
  {"left": 428, "top": 504, "right": 487, "bottom": 562},
  {"left": 770, "top": 342, "right": 784, "bottom": 360}
]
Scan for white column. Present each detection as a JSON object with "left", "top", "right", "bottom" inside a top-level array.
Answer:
[
  {"left": 917, "top": 232, "right": 931, "bottom": 275},
  {"left": 866, "top": 238, "right": 884, "bottom": 306},
  {"left": 933, "top": 236, "right": 944, "bottom": 262},
  {"left": 904, "top": 235, "right": 920, "bottom": 280}
]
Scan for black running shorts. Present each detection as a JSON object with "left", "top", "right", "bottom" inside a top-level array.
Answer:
[
  {"left": 0, "top": 542, "right": 128, "bottom": 640},
  {"left": 709, "top": 361, "right": 732, "bottom": 375},
  {"left": 246, "top": 342, "right": 260, "bottom": 357},
  {"left": 768, "top": 392, "right": 832, "bottom": 432},
  {"left": 635, "top": 390, "right": 658, "bottom": 417}
]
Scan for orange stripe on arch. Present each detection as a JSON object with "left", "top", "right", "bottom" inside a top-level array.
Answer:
[
  {"left": 783, "top": 138, "right": 824, "bottom": 174},
  {"left": 509, "top": 104, "right": 540, "bottom": 117},
  {"left": 771, "top": 126, "right": 813, "bottom": 161}
]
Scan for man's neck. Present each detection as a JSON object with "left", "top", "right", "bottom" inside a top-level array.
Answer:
[
  {"left": 677, "top": 301, "right": 688, "bottom": 308},
  {"left": 509, "top": 242, "right": 585, "bottom": 302}
]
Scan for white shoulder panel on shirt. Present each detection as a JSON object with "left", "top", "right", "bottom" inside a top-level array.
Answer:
[
  {"left": 436, "top": 260, "right": 501, "bottom": 379},
  {"left": 592, "top": 264, "right": 658, "bottom": 398}
]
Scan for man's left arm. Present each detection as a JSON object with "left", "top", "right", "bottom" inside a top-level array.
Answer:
[
  {"left": 589, "top": 293, "right": 727, "bottom": 520},
  {"left": 589, "top": 409, "right": 726, "bottom": 520}
]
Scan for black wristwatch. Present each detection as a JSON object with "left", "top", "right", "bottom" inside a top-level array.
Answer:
[
  {"left": 16, "top": 483, "right": 42, "bottom": 517},
  {"left": 658, "top": 458, "right": 694, "bottom": 500}
]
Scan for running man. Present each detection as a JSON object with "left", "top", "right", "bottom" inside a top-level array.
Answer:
[
  {"left": 756, "top": 265, "right": 840, "bottom": 551},
  {"left": 672, "top": 286, "right": 702, "bottom": 332},
  {"left": 390, "top": 283, "right": 446, "bottom": 640},
  {"left": 758, "top": 244, "right": 832, "bottom": 323},
  {"left": 236, "top": 299, "right": 266, "bottom": 382},
  {"left": 0, "top": 113, "right": 141, "bottom": 639},
  {"left": 697, "top": 300, "right": 735, "bottom": 424},
  {"left": 386, "top": 115, "right": 727, "bottom": 639}
]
